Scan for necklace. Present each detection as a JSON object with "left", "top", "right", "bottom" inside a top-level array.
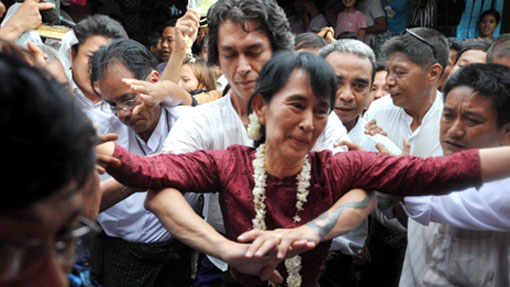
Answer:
[{"left": 251, "top": 143, "right": 311, "bottom": 287}]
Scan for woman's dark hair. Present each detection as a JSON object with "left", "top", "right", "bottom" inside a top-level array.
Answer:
[
  {"left": 443, "top": 63, "right": 510, "bottom": 128},
  {"left": 248, "top": 51, "right": 337, "bottom": 146},
  {"left": 478, "top": 9, "right": 501, "bottom": 26},
  {"left": 0, "top": 54, "right": 97, "bottom": 210}
]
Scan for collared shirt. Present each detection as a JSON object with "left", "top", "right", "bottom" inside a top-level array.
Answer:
[
  {"left": 364, "top": 93, "right": 443, "bottom": 157},
  {"left": 331, "top": 116, "right": 402, "bottom": 254},
  {"left": 163, "top": 94, "right": 350, "bottom": 270},
  {"left": 90, "top": 105, "right": 200, "bottom": 243},
  {"left": 401, "top": 177, "right": 510, "bottom": 286}
]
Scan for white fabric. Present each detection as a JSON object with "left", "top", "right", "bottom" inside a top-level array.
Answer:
[
  {"left": 364, "top": 93, "right": 443, "bottom": 157},
  {"left": 1, "top": 4, "right": 43, "bottom": 47},
  {"left": 330, "top": 116, "right": 402, "bottom": 254},
  {"left": 357, "top": 0, "right": 386, "bottom": 47},
  {"left": 163, "top": 94, "right": 349, "bottom": 270},
  {"left": 72, "top": 80, "right": 102, "bottom": 111},
  {"left": 90, "top": 105, "right": 201, "bottom": 243},
  {"left": 404, "top": 178, "right": 510, "bottom": 232}
]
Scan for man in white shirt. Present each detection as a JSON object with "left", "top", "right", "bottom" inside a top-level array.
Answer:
[
  {"left": 363, "top": 27, "right": 450, "bottom": 286},
  {"left": 402, "top": 64, "right": 510, "bottom": 287},
  {"left": 319, "top": 39, "right": 401, "bottom": 287},
  {"left": 143, "top": 0, "right": 349, "bottom": 285},
  {"left": 89, "top": 39, "right": 200, "bottom": 287},
  {"left": 70, "top": 15, "right": 128, "bottom": 111}
]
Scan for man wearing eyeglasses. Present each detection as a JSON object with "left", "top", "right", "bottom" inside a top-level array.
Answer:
[
  {"left": 0, "top": 54, "right": 98, "bottom": 286},
  {"left": 362, "top": 27, "right": 449, "bottom": 286},
  {"left": 88, "top": 38, "right": 201, "bottom": 287}
]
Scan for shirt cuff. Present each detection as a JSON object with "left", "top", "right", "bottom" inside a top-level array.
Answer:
[{"left": 403, "top": 196, "right": 433, "bottom": 226}]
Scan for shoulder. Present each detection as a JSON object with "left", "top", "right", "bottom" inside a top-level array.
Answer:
[{"left": 364, "top": 95, "right": 399, "bottom": 118}]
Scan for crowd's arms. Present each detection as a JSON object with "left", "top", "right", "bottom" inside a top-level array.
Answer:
[{"left": 0, "top": 0, "right": 54, "bottom": 42}]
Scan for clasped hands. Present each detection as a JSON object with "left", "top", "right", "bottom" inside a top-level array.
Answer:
[{"left": 225, "top": 225, "right": 320, "bottom": 284}]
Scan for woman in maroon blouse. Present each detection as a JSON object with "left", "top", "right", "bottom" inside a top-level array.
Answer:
[{"left": 97, "top": 52, "right": 510, "bottom": 287}]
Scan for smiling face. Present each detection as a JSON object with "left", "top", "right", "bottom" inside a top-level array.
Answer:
[
  {"left": 479, "top": 14, "right": 498, "bottom": 38},
  {"left": 440, "top": 86, "right": 502, "bottom": 155},
  {"left": 217, "top": 20, "right": 273, "bottom": 101},
  {"left": 255, "top": 69, "right": 330, "bottom": 163},
  {"left": 97, "top": 61, "right": 161, "bottom": 138},
  {"left": 326, "top": 52, "right": 372, "bottom": 132}
]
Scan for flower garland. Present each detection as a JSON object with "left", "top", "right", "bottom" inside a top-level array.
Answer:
[{"left": 251, "top": 141, "right": 312, "bottom": 287}]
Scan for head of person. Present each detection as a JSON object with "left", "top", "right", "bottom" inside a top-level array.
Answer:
[
  {"left": 72, "top": 15, "right": 128, "bottom": 98},
  {"left": 450, "top": 38, "right": 491, "bottom": 74},
  {"left": 381, "top": 27, "right": 448, "bottom": 111},
  {"left": 370, "top": 62, "right": 389, "bottom": 106},
  {"left": 487, "top": 34, "right": 510, "bottom": 66},
  {"left": 207, "top": 0, "right": 294, "bottom": 100},
  {"left": 36, "top": 44, "right": 71, "bottom": 90},
  {"left": 0, "top": 54, "right": 97, "bottom": 287},
  {"left": 294, "top": 32, "right": 327, "bottom": 54},
  {"left": 92, "top": 39, "right": 161, "bottom": 140},
  {"left": 179, "top": 58, "right": 217, "bottom": 93},
  {"left": 341, "top": 0, "right": 357, "bottom": 9},
  {"left": 249, "top": 51, "right": 337, "bottom": 161},
  {"left": 336, "top": 31, "right": 361, "bottom": 41},
  {"left": 319, "top": 39, "right": 376, "bottom": 131},
  {"left": 441, "top": 63, "right": 510, "bottom": 155},
  {"left": 478, "top": 9, "right": 500, "bottom": 39},
  {"left": 438, "top": 37, "right": 464, "bottom": 91},
  {"left": 151, "top": 19, "right": 177, "bottom": 62}
]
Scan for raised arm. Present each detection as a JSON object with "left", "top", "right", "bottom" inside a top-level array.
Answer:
[
  {"left": 238, "top": 189, "right": 376, "bottom": 259},
  {"left": 96, "top": 141, "right": 222, "bottom": 192}
]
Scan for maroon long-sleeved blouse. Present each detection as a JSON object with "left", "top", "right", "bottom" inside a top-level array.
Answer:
[{"left": 108, "top": 144, "right": 481, "bottom": 287}]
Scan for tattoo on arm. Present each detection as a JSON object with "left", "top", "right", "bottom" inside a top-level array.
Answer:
[{"left": 306, "top": 194, "right": 370, "bottom": 238}]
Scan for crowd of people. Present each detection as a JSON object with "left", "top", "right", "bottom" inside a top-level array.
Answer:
[{"left": 1, "top": 0, "right": 510, "bottom": 287}]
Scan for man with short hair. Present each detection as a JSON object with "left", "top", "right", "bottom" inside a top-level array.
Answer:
[
  {"left": 145, "top": 1, "right": 349, "bottom": 285},
  {"left": 363, "top": 27, "right": 450, "bottom": 286},
  {"left": 89, "top": 38, "right": 200, "bottom": 287},
  {"left": 0, "top": 53, "right": 97, "bottom": 287},
  {"left": 487, "top": 34, "right": 510, "bottom": 66},
  {"left": 71, "top": 15, "right": 128, "bottom": 110},
  {"left": 319, "top": 39, "right": 401, "bottom": 286},
  {"left": 401, "top": 64, "right": 510, "bottom": 286},
  {"left": 449, "top": 38, "right": 491, "bottom": 75},
  {"left": 151, "top": 19, "right": 178, "bottom": 63}
]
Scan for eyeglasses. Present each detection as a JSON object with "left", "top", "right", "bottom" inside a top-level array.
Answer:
[
  {"left": 0, "top": 216, "right": 101, "bottom": 282},
  {"left": 101, "top": 94, "right": 141, "bottom": 115},
  {"left": 404, "top": 28, "right": 437, "bottom": 58}
]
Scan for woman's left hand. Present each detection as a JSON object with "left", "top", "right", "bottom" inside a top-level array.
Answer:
[{"left": 238, "top": 225, "right": 320, "bottom": 260}]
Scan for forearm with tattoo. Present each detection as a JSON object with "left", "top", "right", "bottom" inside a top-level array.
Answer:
[{"left": 306, "top": 194, "right": 370, "bottom": 238}]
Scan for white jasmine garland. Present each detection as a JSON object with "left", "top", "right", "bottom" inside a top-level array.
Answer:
[
  {"left": 247, "top": 112, "right": 262, "bottom": 141},
  {"left": 251, "top": 143, "right": 311, "bottom": 287}
]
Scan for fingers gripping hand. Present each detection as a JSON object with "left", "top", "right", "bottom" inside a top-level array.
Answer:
[{"left": 364, "top": 119, "right": 387, "bottom": 136}]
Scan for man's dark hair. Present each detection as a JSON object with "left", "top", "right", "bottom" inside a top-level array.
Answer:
[
  {"left": 72, "top": 14, "right": 128, "bottom": 53},
  {"left": 0, "top": 54, "right": 97, "bottom": 210},
  {"left": 487, "top": 34, "right": 510, "bottom": 63},
  {"left": 206, "top": 0, "right": 294, "bottom": 66},
  {"left": 375, "top": 61, "right": 386, "bottom": 72},
  {"left": 295, "top": 32, "right": 327, "bottom": 51},
  {"left": 92, "top": 39, "right": 159, "bottom": 84},
  {"left": 454, "top": 38, "right": 491, "bottom": 64},
  {"left": 447, "top": 37, "right": 464, "bottom": 52},
  {"left": 336, "top": 31, "right": 361, "bottom": 41},
  {"left": 248, "top": 51, "right": 337, "bottom": 146},
  {"left": 443, "top": 63, "right": 510, "bottom": 127},
  {"left": 382, "top": 27, "right": 449, "bottom": 72}
]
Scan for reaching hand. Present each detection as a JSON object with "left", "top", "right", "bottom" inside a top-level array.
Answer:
[
  {"left": 376, "top": 139, "right": 410, "bottom": 156},
  {"left": 238, "top": 226, "right": 319, "bottom": 260},
  {"left": 364, "top": 119, "right": 388, "bottom": 136},
  {"left": 334, "top": 140, "right": 365, "bottom": 152},
  {"left": 3, "top": 0, "right": 55, "bottom": 38},
  {"left": 95, "top": 133, "right": 120, "bottom": 174},
  {"left": 174, "top": 9, "right": 201, "bottom": 52}
]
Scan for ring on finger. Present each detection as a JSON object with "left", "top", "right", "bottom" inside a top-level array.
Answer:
[
  {"left": 274, "top": 233, "right": 282, "bottom": 243},
  {"left": 189, "top": 27, "right": 194, "bottom": 33}
]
